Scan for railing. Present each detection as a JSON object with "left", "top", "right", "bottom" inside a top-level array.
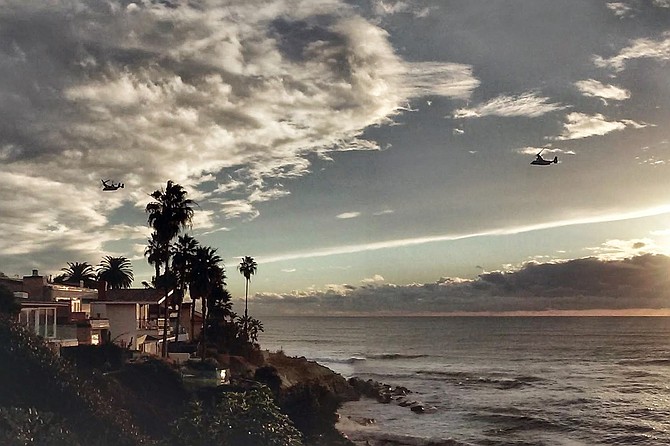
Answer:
[{"left": 138, "top": 319, "right": 158, "bottom": 330}]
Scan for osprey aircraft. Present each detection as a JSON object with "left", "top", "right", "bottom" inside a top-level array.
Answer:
[
  {"left": 530, "top": 149, "right": 558, "bottom": 166},
  {"left": 101, "top": 179, "right": 124, "bottom": 191}
]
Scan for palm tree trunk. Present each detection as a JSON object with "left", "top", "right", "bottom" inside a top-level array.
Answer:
[
  {"left": 174, "top": 292, "right": 182, "bottom": 344},
  {"left": 244, "top": 279, "right": 249, "bottom": 339},
  {"left": 201, "top": 292, "right": 208, "bottom": 360},
  {"left": 190, "top": 300, "right": 195, "bottom": 341},
  {"left": 161, "top": 262, "right": 170, "bottom": 358},
  {"left": 162, "top": 289, "right": 169, "bottom": 357}
]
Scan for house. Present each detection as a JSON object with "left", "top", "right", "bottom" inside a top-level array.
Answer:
[
  {"left": 92, "top": 285, "right": 193, "bottom": 355},
  {"left": 2, "top": 270, "right": 110, "bottom": 348}
]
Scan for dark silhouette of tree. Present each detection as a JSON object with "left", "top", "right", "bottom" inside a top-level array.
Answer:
[
  {"left": 205, "top": 285, "right": 238, "bottom": 351},
  {"left": 55, "top": 262, "right": 97, "bottom": 288},
  {"left": 190, "top": 246, "right": 224, "bottom": 358},
  {"left": 238, "top": 256, "right": 257, "bottom": 338},
  {"left": 237, "top": 315, "right": 264, "bottom": 344},
  {"left": 145, "top": 180, "right": 195, "bottom": 357},
  {"left": 0, "top": 284, "right": 20, "bottom": 316},
  {"left": 171, "top": 234, "right": 199, "bottom": 342},
  {"left": 144, "top": 232, "right": 164, "bottom": 284},
  {"left": 97, "top": 256, "right": 134, "bottom": 290}
]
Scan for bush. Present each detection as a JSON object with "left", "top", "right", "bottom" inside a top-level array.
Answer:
[
  {"left": 165, "top": 386, "right": 303, "bottom": 446},
  {"left": 0, "top": 407, "right": 82, "bottom": 446},
  {"left": 0, "top": 316, "right": 146, "bottom": 445}
]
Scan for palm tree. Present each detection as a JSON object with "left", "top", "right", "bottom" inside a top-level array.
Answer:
[
  {"left": 144, "top": 232, "right": 164, "bottom": 284},
  {"left": 56, "top": 262, "right": 97, "bottom": 288},
  {"left": 238, "top": 256, "right": 257, "bottom": 338},
  {"left": 236, "top": 315, "right": 264, "bottom": 344},
  {"left": 97, "top": 256, "right": 134, "bottom": 289},
  {"left": 145, "top": 180, "right": 196, "bottom": 357},
  {"left": 190, "top": 246, "right": 224, "bottom": 358},
  {"left": 171, "top": 234, "right": 199, "bottom": 342}
]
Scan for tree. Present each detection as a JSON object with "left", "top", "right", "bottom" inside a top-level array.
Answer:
[
  {"left": 171, "top": 234, "right": 199, "bottom": 342},
  {"left": 0, "top": 284, "right": 20, "bottom": 316},
  {"left": 238, "top": 256, "right": 257, "bottom": 338},
  {"left": 55, "top": 262, "right": 97, "bottom": 288},
  {"left": 236, "top": 315, "right": 264, "bottom": 344},
  {"left": 144, "top": 232, "right": 164, "bottom": 284},
  {"left": 97, "top": 256, "right": 134, "bottom": 290},
  {"left": 145, "top": 180, "right": 196, "bottom": 357},
  {"left": 190, "top": 246, "right": 224, "bottom": 358},
  {"left": 205, "top": 286, "right": 238, "bottom": 351}
]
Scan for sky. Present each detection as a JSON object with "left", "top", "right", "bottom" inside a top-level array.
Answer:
[{"left": 2, "top": 0, "right": 670, "bottom": 315}]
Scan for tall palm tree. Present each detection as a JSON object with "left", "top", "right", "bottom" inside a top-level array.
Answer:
[
  {"left": 171, "top": 234, "right": 199, "bottom": 342},
  {"left": 238, "top": 256, "right": 257, "bottom": 338},
  {"left": 190, "top": 246, "right": 224, "bottom": 358},
  {"left": 56, "top": 262, "right": 97, "bottom": 288},
  {"left": 97, "top": 256, "right": 134, "bottom": 290},
  {"left": 145, "top": 180, "right": 196, "bottom": 357}
]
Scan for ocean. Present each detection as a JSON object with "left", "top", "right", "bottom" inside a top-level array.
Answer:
[{"left": 259, "top": 316, "right": 670, "bottom": 446}]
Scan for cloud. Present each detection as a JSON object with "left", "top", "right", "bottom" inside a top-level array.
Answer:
[
  {"left": 0, "top": 0, "right": 478, "bottom": 273},
  {"left": 371, "top": 1, "right": 436, "bottom": 18},
  {"left": 574, "top": 79, "right": 630, "bottom": 102},
  {"left": 453, "top": 92, "right": 565, "bottom": 119},
  {"left": 251, "top": 254, "right": 670, "bottom": 315},
  {"left": 606, "top": 2, "right": 633, "bottom": 17},
  {"left": 653, "top": 0, "right": 670, "bottom": 7},
  {"left": 515, "top": 146, "right": 576, "bottom": 156},
  {"left": 557, "top": 112, "right": 645, "bottom": 140},
  {"left": 594, "top": 31, "right": 670, "bottom": 71},
  {"left": 372, "top": 209, "right": 394, "bottom": 216},
  {"left": 258, "top": 203, "right": 670, "bottom": 264},
  {"left": 586, "top": 238, "right": 659, "bottom": 260},
  {"left": 336, "top": 212, "right": 362, "bottom": 219},
  {"left": 361, "top": 274, "right": 385, "bottom": 284}
]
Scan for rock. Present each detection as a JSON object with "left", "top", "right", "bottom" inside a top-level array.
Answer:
[
  {"left": 410, "top": 404, "right": 425, "bottom": 413},
  {"left": 266, "top": 351, "right": 359, "bottom": 402}
]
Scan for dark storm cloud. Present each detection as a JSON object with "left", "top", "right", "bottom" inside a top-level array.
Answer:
[{"left": 251, "top": 254, "right": 670, "bottom": 315}]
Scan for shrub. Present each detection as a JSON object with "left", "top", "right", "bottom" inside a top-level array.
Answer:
[
  {"left": 165, "top": 386, "right": 303, "bottom": 446},
  {"left": 0, "top": 316, "right": 146, "bottom": 445},
  {"left": 0, "top": 407, "right": 82, "bottom": 446}
]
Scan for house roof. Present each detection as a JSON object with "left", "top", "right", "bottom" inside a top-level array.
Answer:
[{"left": 102, "top": 288, "right": 165, "bottom": 304}]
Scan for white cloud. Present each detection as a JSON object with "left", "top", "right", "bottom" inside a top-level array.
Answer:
[
  {"left": 653, "top": 0, "right": 670, "bottom": 7},
  {"left": 258, "top": 204, "right": 670, "bottom": 264},
  {"left": 453, "top": 92, "right": 565, "bottom": 119},
  {"left": 586, "top": 238, "right": 659, "bottom": 260},
  {"left": 372, "top": 1, "right": 436, "bottom": 18},
  {"left": 515, "top": 146, "right": 575, "bottom": 155},
  {"left": 557, "top": 112, "right": 646, "bottom": 140},
  {"left": 361, "top": 274, "right": 385, "bottom": 284},
  {"left": 373, "top": 209, "right": 394, "bottom": 216},
  {"left": 409, "top": 62, "right": 480, "bottom": 100},
  {"left": 574, "top": 79, "right": 630, "bottom": 101},
  {"left": 336, "top": 212, "right": 362, "bottom": 219},
  {"left": 606, "top": 2, "right": 633, "bottom": 17},
  {"left": 594, "top": 31, "right": 670, "bottom": 71},
  {"left": 0, "top": 0, "right": 478, "bottom": 273}
]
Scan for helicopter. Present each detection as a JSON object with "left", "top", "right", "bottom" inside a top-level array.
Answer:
[
  {"left": 530, "top": 149, "right": 558, "bottom": 166},
  {"left": 101, "top": 179, "right": 124, "bottom": 191}
]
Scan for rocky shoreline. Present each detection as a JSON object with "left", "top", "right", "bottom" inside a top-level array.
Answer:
[{"left": 250, "top": 351, "right": 439, "bottom": 445}]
